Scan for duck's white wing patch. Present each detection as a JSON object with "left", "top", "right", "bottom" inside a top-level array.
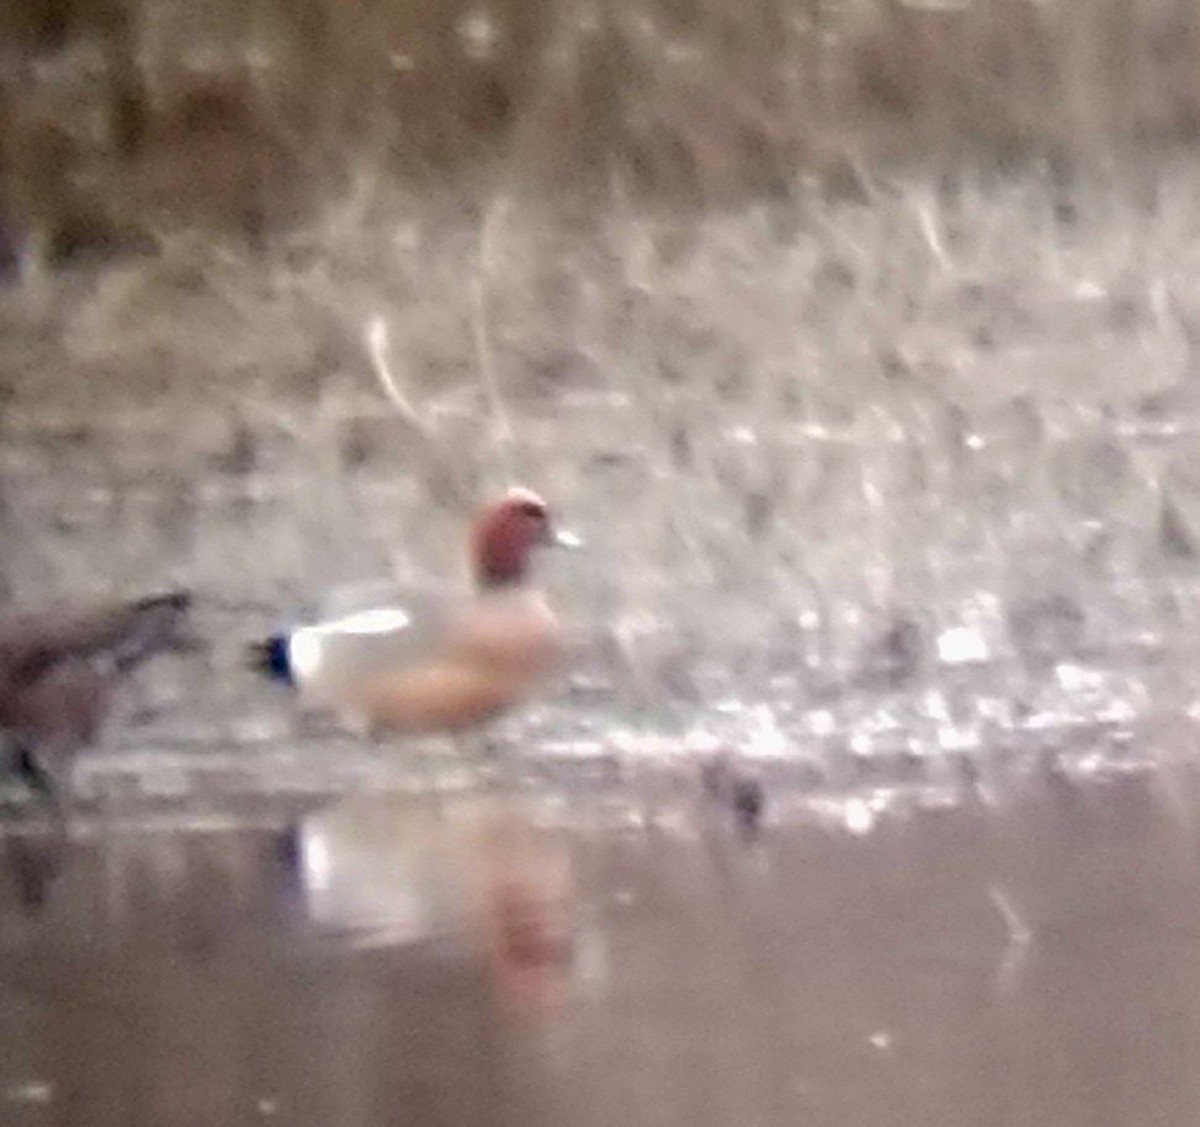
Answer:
[
  {"left": 288, "top": 606, "right": 416, "bottom": 685},
  {"left": 327, "top": 607, "right": 414, "bottom": 635},
  {"left": 316, "top": 580, "right": 452, "bottom": 649},
  {"left": 293, "top": 585, "right": 456, "bottom": 707}
]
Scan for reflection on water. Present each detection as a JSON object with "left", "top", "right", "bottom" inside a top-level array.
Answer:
[{"left": 3, "top": 765, "right": 1200, "bottom": 1126}]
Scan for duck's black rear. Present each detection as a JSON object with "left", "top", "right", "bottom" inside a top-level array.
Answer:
[{"left": 247, "top": 634, "right": 294, "bottom": 685}]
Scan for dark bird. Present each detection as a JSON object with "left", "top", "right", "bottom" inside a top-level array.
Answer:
[
  {"left": 731, "top": 776, "right": 766, "bottom": 840},
  {"left": 0, "top": 591, "right": 197, "bottom": 803}
]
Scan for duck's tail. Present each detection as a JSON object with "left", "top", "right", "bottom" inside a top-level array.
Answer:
[{"left": 246, "top": 634, "right": 294, "bottom": 685}]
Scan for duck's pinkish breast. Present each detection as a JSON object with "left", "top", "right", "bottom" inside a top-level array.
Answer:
[
  {"left": 456, "top": 596, "right": 562, "bottom": 675},
  {"left": 345, "top": 593, "right": 563, "bottom": 735},
  {"left": 351, "top": 661, "right": 537, "bottom": 734}
]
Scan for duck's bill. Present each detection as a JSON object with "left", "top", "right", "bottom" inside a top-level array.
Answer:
[{"left": 548, "top": 528, "right": 583, "bottom": 549}]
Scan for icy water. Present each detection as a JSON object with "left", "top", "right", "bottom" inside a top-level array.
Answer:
[{"left": 4, "top": 763, "right": 1200, "bottom": 1126}]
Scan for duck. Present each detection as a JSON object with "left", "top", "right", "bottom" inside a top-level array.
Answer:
[
  {"left": 247, "top": 487, "right": 576, "bottom": 740},
  {"left": 261, "top": 490, "right": 579, "bottom": 974},
  {"left": 0, "top": 591, "right": 197, "bottom": 803}
]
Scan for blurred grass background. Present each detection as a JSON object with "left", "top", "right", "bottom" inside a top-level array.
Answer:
[
  {"left": 1, "top": 1, "right": 1200, "bottom": 791},
  {"left": 3, "top": 0, "right": 1200, "bottom": 250}
]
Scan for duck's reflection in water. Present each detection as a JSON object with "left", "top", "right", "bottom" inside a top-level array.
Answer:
[{"left": 1, "top": 771, "right": 1199, "bottom": 1127}]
